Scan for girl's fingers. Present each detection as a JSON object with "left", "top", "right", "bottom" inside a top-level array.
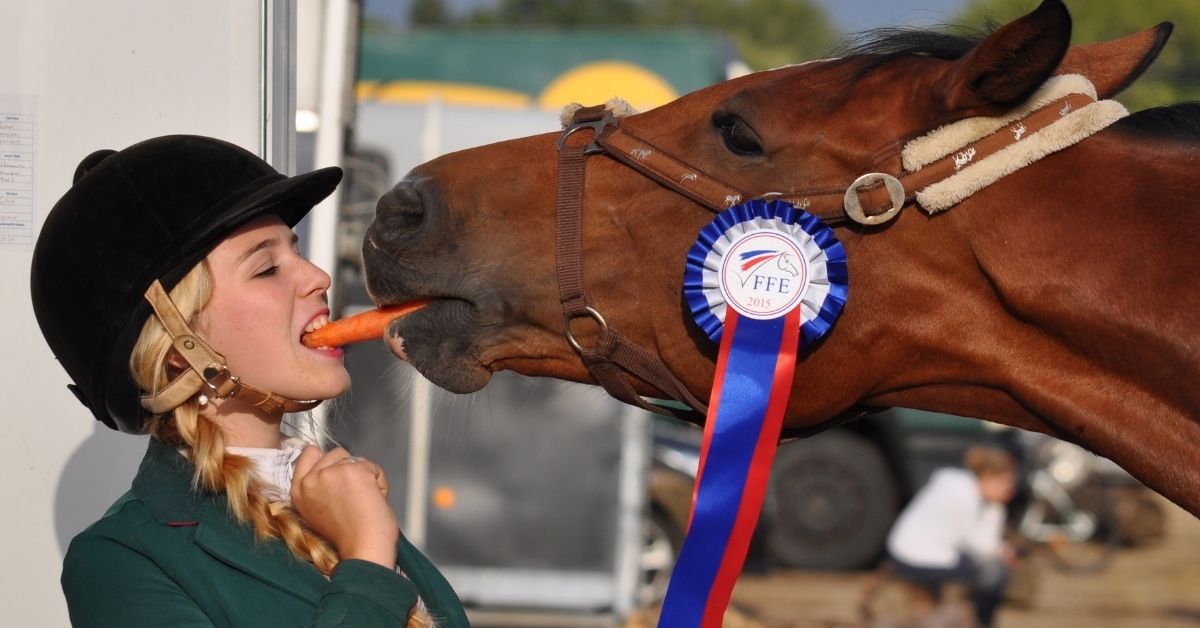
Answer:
[
  {"left": 293, "top": 445, "right": 323, "bottom": 482},
  {"left": 347, "top": 457, "right": 388, "bottom": 491},
  {"left": 337, "top": 455, "right": 389, "bottom": 497},
  {"left": 311, "top": 446, "right": 352, "bottom": 472},
  {"left": 294, "top": 447, "right": 389, "bottom": 501}
]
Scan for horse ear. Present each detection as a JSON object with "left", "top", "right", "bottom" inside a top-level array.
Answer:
[
  {"left": 941, "top": 0, "right": 1072, "bottom": 114},
  {"left": 1056, "top": 23, "right": 1173, "bottom": 99}
]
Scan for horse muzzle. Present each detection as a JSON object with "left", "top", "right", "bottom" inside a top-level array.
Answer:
[{"left": 362, "top": 176, "right": 511, "bottom": 393}]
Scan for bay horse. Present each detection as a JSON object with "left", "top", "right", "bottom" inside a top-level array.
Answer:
[{"left": 362, "top": 0, "right": 1200, "bottom": 516}]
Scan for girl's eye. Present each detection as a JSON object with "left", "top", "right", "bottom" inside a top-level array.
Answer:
[{"left": 255, "top": 265, "right": 278, "bottom": 278}]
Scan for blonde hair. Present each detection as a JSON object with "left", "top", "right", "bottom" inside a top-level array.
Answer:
[
  {"left": 963, "top": 445, "right": 1016, "bottom": 478},
  {"left": 131, "top": 261, "right": 432, "bottom": 627}
]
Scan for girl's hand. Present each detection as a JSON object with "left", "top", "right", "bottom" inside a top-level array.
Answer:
[{"left": 290, "top": 446, "right": 399, "bottom": 570}]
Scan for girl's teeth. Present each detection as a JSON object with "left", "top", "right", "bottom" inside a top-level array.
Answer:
[{"left": 304, "top": 315, "right": 330, "bottom": 334}]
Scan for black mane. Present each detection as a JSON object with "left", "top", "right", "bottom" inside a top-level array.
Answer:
[
  {"left": 836, "top": 26, "right": 1200, "bottom": 140},
  {"left": 834, "top": 26, "right": 987, "bottom": 77},
  {"left": 1116, "top": 103, "right": 1200, "bottom": 140}
]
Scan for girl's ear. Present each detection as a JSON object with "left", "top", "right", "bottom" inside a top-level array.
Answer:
[{"left": 165, "top": 348, "right": 189, "bottom": 375}]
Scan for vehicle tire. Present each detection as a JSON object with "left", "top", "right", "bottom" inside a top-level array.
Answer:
[{"left": 768, "top": 430, "right": 899, "bottom": 570}]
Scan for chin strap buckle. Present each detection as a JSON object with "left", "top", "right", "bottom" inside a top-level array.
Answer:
[{"left": 201, "top": 365, "right": 241, "bottom": 399}]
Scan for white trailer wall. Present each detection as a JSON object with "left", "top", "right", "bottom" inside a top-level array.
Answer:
[{"left": 0, "top": 2, "right": 281, "bottom": 624}]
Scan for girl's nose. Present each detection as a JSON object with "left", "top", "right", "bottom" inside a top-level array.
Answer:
[{"left": 299, "top": 257, "right": 332, "bottom": 297}]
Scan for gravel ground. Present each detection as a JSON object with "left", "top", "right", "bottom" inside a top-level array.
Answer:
[{"left": 628, "top": 495, "right": 1200, "bottom": 627}]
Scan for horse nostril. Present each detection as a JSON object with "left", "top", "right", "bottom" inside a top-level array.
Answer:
[{"left": 376, "top": 180, "right": 426, "bottom": 232}]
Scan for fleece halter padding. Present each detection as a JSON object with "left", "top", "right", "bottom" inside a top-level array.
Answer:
[{"left": 900, "top": 74, "right": 1129, "bottom": 213}]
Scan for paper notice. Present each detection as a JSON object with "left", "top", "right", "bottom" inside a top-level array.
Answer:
[{"left": 0, "top": 94, "right": 34, "bottom": 251}]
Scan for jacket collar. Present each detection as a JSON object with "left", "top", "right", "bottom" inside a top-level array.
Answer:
[
  {"left": 131, "top": 438, "right": 327, "bottom": 602},
  {"left": 132, "top": 437, "right": 208, "bottom": 525}
]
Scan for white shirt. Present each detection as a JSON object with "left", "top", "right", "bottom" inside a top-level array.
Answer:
[
  {"left": 225, "top": 438, "right": 306, "bottom": 502},
  {"left": 886, "top": 467, "right": 1006, "bottom": 568}
]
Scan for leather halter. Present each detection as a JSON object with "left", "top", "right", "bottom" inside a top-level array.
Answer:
[
  {"left": 556, "top": 109, "right": 708, "bottom": 421},
  {"left": 554, "top": 92, "right": 1100, "bottom": 418},
  {"left": 140, "top": 280, "right": 320, "bottom": 416}
]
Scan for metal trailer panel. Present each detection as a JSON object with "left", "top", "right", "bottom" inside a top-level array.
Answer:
[{"left": 0, "top": 1, "right": 283, "bottom": 624}]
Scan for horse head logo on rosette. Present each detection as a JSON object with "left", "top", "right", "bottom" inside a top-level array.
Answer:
[{"left": 725, "top": 238, "right": 807, "bottom": 318}]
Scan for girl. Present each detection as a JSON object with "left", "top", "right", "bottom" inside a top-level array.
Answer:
[{"left": 31, "top": 135, "right": 468, "bottom": 627}]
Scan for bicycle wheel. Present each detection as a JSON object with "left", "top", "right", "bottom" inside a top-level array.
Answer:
[{"left": 1040, "top": 485, "right": 1121, "bottom": 573}]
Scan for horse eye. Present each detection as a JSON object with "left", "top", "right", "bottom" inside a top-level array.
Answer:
[{"left": 713, "top": 113, "right": 764, "bottom": 156}]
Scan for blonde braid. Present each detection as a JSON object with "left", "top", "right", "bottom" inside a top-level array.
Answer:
[
  {"left": 135, "top": 263, "right": 434, "bottom": 627},
  {"left": 160, "top": 408, "right": 342, "bottom": 572}
]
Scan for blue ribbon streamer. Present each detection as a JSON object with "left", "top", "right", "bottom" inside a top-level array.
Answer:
[{"left": 658, "top": 315, "right": 786, "bottom": 626}]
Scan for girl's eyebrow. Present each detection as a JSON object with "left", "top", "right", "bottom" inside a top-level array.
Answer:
[{"left": 236, "top": 232, "right": 298, "bottom": 264}]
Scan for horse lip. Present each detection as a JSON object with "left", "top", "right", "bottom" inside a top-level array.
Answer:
[
  {"left": 380, "top": 298, "right": 494, "bottom": 393},
  {"left": 382, "top": 324, "right": 410, "bottom": 361}
]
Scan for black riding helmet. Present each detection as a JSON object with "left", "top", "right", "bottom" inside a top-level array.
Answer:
[{"left": 30, "top": 135, "right": 342, "bottom": 433}]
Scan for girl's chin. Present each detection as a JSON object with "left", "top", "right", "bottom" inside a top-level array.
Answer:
[
  {"left": 275, "top": 370, "right": 351, "bottom": 403},
  {"left": 313, "top": 374, "right": 352, "bottom": 400}
]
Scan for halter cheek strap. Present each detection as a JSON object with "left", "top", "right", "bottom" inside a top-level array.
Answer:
[
  {"left": 140, "top": 280, "right": 320, "bottom": 416},
  {"left": 581, "top": 75, "right": 1126, "bottom": 225}
]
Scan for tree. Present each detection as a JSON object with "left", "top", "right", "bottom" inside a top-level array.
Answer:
[
  {"left": 635, "top": 0, "right": 835, "bottom": 70},
  {"left": 410, "top": 0, "right": 450, "bottom": 26},
  {"left": 956, "top": 0, "right": 1200, "bottom": 111},
  {"left": 444, "top": 0, "right": 835, "bottom": 71},
  {"left": 466, "top": 0, "right": 641, "bottom": 27}
]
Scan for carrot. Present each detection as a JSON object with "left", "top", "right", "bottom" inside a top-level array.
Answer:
[{"left": 301, "top": 299, "right": 433, "bottom": 348}]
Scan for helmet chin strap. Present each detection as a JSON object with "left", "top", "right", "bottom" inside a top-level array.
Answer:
[{"left": 140, "top": 280, "right": 321, "bottom": 416}]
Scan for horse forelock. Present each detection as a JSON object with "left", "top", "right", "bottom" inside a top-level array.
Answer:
[
  {"left": 558, "top": 98, "right": 640, "bottom": 128},
  {"left": 835, "top": 25, "right": 989, "bottom": 80}
]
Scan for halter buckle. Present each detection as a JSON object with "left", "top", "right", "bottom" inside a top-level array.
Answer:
[
  {"left": 557, "top": 109, "right": 616, "bottom": 155},
  {"left": 844, "top": 173, "right": 905, "bottom": 226},
  {"left": 201, "top": 365, "right": 242, "bottom": 399}
]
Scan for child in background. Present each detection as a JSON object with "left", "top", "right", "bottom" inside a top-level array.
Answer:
[{"left": 886, "top": 446, "right": 1019, "bottom": 627}]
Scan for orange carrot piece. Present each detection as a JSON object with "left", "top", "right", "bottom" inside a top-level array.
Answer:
[{"left": 301, "top": 299, "right": 433, "bottom": 348}]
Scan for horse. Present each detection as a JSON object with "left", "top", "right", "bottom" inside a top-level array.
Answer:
[{"left": 361, "top": 0, "right": 1200, "bottom": 517}]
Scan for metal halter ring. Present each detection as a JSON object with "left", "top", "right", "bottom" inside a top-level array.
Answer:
[
  {"left": 564, "top": 306, "right": 608, "bottom": 353},
  {"left": 843, "top": 173, "right": 905, "bottom": 226}
]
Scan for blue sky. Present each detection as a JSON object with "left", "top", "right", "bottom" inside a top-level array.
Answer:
[
  {"left": 364, "top": 0, "right": 971, "bottom": 34},
  {"left": 820, "top": 0, "right": 966, "bottom": 31}
]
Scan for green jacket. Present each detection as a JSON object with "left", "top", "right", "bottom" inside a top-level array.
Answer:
[{"left": 62, "top": 439, "right": 469, "bottom": 627}]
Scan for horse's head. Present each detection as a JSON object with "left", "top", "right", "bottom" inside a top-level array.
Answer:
[{"left": 362, "top": 0, "right": 1169, "bottom": 402}]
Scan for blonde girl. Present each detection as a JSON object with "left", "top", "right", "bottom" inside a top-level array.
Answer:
[{"left": 32, "top": 135, "right": 467, "bottom": 627}]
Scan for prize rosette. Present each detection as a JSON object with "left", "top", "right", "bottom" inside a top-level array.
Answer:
[
  {"left": 660, "top": 198, "right": 848, "bottom": 628},
  {"left": 683, "top": 198, "right": 848, "bottom": 345}
]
